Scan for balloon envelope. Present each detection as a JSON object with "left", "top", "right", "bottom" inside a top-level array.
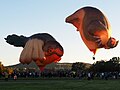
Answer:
[
  {"left": 5, "top": 33, "right": 64, "bottom": 71},
  {"left": 66, "top": 6, "right": 118, "bottom": 55}
]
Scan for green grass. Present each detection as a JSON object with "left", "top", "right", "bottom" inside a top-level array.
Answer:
[{"left": 0, "top": 78, "right": 120, "bottom": 90}]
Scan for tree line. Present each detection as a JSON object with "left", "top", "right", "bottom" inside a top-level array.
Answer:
[
  {"left": 71, "top": 57, "right": 120, "bottom": 73},
  {"left": 0, "top": 57, "right": 120, "bottom": 79}
]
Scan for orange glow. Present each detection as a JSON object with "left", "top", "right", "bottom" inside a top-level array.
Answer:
[
  {"left": 90, "top": 49, "right": 98, "bottom": 55},
  {"left": 34, "top": 54, "right": 61, "bottom": 71}
]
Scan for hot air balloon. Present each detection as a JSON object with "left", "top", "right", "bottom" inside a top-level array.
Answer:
[
  {"left": 5, "top": 33, "right": 64, "bottom": 71},
  {"left": 65, "top": 6, "right": 118, "bottom": 55}
]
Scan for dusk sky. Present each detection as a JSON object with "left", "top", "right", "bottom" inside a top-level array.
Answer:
[{"left": 0, "top": 0, "right": 120, "bottom": 66}]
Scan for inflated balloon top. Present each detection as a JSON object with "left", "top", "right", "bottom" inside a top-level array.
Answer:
[
  {"left": 65, "top": 6, "right": 118, "bottom": 55},
  {"left": 5, "top": 33, "right": 64, "bottom": 71}
]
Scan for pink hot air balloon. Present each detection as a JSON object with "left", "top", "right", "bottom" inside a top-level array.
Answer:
[{"left": 66, "top": 6, "right": 118, "bottom": 55}]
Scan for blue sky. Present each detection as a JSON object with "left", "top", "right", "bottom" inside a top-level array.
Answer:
[{"left": 0, "top": 0, "right": 120, "bottom": 66}]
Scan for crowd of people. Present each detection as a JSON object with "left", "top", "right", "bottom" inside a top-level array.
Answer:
[{"left": 1, "top": 69, "right": 120, "bottom": 81}]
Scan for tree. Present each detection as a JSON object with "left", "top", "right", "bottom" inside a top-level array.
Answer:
[
  {"left": 0, "top": 62, "right": 4, "bottom": 74},
  {"left": 90, "top": 57, "right": 120, "bottom": 73},
  {"left": 71, "top": 62, "right": 89, "bottom": 73}
]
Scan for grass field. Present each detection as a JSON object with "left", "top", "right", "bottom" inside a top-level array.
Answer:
[{"left": 0, "top": 78, "right": 120, "bottom": 90}]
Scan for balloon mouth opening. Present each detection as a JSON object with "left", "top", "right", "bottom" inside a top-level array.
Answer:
[{"left": 90, "top": 49, "right": 97, "bottom": 55}]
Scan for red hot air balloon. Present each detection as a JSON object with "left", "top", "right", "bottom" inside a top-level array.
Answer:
[
  {"left": 66, "top": 6, "right": 118, "bottom": 55},
  {"left": 5, "top": 33, "right": 64, "bottom": 71}
]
